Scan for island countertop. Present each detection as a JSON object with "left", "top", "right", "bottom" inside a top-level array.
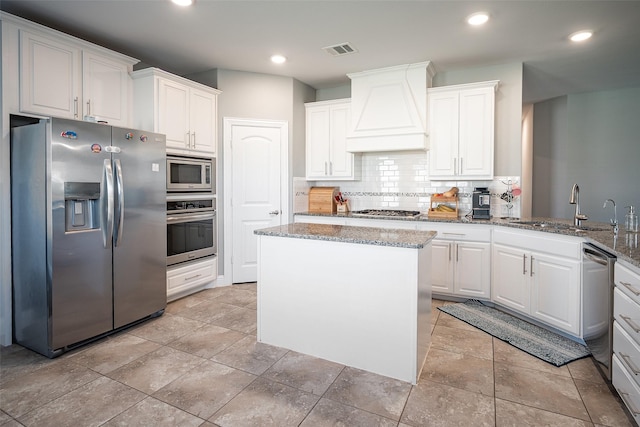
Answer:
[{"left": 254, "top": 222, "right": 437, "bottom": 249}]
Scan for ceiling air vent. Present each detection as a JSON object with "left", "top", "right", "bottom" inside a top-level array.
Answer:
[{"left": 322, "top": 42, "right": 358, "bottom": 57}]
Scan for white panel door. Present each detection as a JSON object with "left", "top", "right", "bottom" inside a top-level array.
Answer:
[
  {"left": 328, "top": 103, "right": 353, "bottom": 178},
  {"left": 455, "top": 242, "right": 491, "bottom": 298},
  {"left": 431, "top": 240, "right": 454, "bottom": 294},
  {"left": 82, "top": 51, "right": 130, "bottom": 126},
  {"left": 305, "top": 107, "right": 330, "bottom": 179},
  {"left": 428, "top": 91, "right": 458, "bottom": 178},
  {"left": 158, "top": 78, "right": 190, "bottom": 150},
  {"left": 491, "top": 244, "right": 529, "bottom": 314},
  {"left": 190, "top": 88, "right": 216, "bottom": 154},
  {"left": 458, "top": 86, "right": 494, "bottom": 178},
  {"left": 231, "top": 123, "right": 284, "bottom": 283}
]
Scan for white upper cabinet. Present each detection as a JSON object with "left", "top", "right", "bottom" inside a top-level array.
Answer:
[
  {"left": 346, "top": 61, "right": 435, "bottom": 152},
  {"left": 131, "top": 68, "right": 221, "bottom": 156},
  {"left": 19, "top": 28, "right": 136, "bottom": 126},
  {"left": 306, "top": 99, "right": 357, "bottom": 180},
  {"left": 428, "top": 80, "right": 498, "bottom": 180}
]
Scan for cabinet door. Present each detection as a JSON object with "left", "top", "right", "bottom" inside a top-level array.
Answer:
[
  {"left": 82, "top": 51, "right": 130, "bottom": 126},
  {"left": 491, "top": 244, "right": 529, "bottom": 314},
  {"left": 306, "top": 106, "right": 331, "bottom": 179},
  {"left": 458, "top": 86, "right": 494, "bottom": 179},
  {"left": 328, "top": 103, "right": 353, "bottom": 178},
  {"left": 158, "top": 78, "right": 190, "bottom": 150},
  {"left": 530, "top": 252, "right": 580, "bottom": 335},
  {"left": 431, "top": 240, "right": 454, "bottom": 295},
  {"left": 428, "top": 90, "right": 459, "bottom": 178},
  {"left": 190, "top": 88, "right": 217, "bottom": 154},
  {"left": 20, "top": 30, "right": 81, "bottom": 119},
  {"left": 455, "top": 241, "right": 491, "bottom": 298}
]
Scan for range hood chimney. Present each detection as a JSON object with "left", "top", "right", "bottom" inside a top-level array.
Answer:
[{"left": 346, "top": 61, "right": 435, "bottom": 152}]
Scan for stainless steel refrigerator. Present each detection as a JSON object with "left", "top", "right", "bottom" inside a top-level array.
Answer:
[{"left": 11, "top": 117, "right": 167, "bottom": 357}]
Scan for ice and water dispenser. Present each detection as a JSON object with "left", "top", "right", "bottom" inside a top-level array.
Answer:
[{"left": 64, "top": 182, "right": 100, "bottom": 232}]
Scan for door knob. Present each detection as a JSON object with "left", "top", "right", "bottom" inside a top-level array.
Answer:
[{"left": 269, "top": 210, "right": 280, "bottom": 215}]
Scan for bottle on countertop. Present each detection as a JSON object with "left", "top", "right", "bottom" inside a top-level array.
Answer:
[{"left": 625, "top": 205, "right": 639, "bottom": 233}]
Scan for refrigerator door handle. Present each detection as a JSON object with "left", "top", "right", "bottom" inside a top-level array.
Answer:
[
  {"left": 113, "top": 159, "right": 125, "bottom": 247},
  {"left": 101, "top": 159, "right": 114, "bottom": 248}
]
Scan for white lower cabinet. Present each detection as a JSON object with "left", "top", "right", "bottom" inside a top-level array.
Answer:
[
  {"left": 417, "top": 223, "right": 491, "bottom": 299},
  {"left": 613, "top": 260, "right": 640, "bottom": 422},
  {"left": 492, "top": 228, "right": 581, "bottom": 336},
  {"left": 167, "top": 257, "right": 217, "bottom": 302}
]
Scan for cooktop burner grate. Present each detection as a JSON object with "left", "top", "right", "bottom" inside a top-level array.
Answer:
[{"left": 350, "top": 209, "right": 421, "bottom": 218}]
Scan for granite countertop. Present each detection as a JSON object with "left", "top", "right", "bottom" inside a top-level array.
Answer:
[
  {"left": 254, "top": 223, "right": 437, "bottom": 249},
  {"left": 295, "top": 212, "right": 640, "bottom": 268}
]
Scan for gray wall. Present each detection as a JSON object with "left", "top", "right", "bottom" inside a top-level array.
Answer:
[{"left": 532, "top": 87, "right": 640, "bottom": 223}]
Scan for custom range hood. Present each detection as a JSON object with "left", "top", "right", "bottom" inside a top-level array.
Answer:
[{"left": 346, "top": 61, "right": 435, "bottom": 152}]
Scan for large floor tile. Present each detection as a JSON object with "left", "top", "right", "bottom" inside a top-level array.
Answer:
[
  {"left": 168, "top": 324, "right": 245, "bottom": 359},
  {"left": 492, "top": 338, "right": 571, "bottom": 377},
  {"left": 435, "top": 311, "right": 483, "bottom": 332},
  {"left": 431, "top": 324, "right": 493, "bottom": 360},
  {"left": 165, "top": 292, "right": 210, "bottom": 315},
  {"left": 401, "top": 380, "right": 494, "bottom": 427},
  {"left": 574, "top": 378, "right": 634, "bottom": 426},
  {"left": 230, "top": 282, "right": 258, "bottom": 293},
  {"left": 178, "top": 299, "right": 243, "bottom": 324},
  {"left": 0, "top": 359, "right": 100, "bottom": 418},
  {"left": 211, "top": 335, "right": 288, "bottom": 375},
  {"left": 107, "top": 346, "right": 205, "bottom": 394},
  {"left": 127, "top": 313, "right": 207, "bottom": 345},
  {"left": 210, "top": 377, "right": 319, "bottom": 427},
  {"left": 324, "top": 366, "right": 412, "bottom": 421},
  {"left": 17, "top": 377, "right": 144, "bottom": 427},
  {"left": 568, "top": 357, "right": 607, "bottom": 383},
  {"left": 69, "top": 333, "right": 161, "bottom": 374},
  {"left": 495, "top": 362, "right": 590, "bottom": 421},
  {"left": 208, "top": 306, "right": 257, "bottom": 334},
  {"left": 495, "top": 398, "right": 594, "bottom": 426},
  {"left": 0, "top": 345, "right": 55, "bottom": 386},
  {"left": 300, "top": 398, "right": 397, "bottom": 427},
  {"left": 262, "top": 351, "right": 344, "bottom": 395},
  {"left": 420, "top": 347, "right": 495, "bottom": 397},
  {"left": 211, "top": 287, "right": 257, "bottom": 307},
  {"left": 102, "top": 396, "right": 204, "bottom": 427},
  {"left": 153, "top": 359, "right": 256, "bottom": 420}
]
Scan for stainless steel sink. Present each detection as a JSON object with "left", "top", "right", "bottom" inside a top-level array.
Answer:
[{"left": 511, "top": 221, "right": 607, "bottom": 233}]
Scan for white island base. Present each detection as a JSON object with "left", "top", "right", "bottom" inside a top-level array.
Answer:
[{"left": 256, "top": 226, "right": 433, "bottom": 384}]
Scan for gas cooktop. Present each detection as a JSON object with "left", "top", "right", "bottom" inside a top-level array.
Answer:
[{"left": 350, "top": 209, "right": 422, "bottom": 218}]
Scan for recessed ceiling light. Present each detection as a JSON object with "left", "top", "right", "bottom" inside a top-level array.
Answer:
[
  {"left": 171, "top": 0, "right": 193, "bottom": 6},
  {"left": 467, "top": 12, "right": 489, "bottom": 26},
  {"left": 569, "top": 30, "right": 593, "bottom": 42},
  {"left": 271, "top": 54, "right": 287, "bottom": 64}
]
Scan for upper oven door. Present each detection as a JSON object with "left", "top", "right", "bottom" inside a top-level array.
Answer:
[{"left": 166, "top": 157, "right": 214, "bottom": 192}]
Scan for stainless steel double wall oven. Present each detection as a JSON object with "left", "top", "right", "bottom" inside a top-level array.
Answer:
[{"left": 166, "top": 156, "right": 217, "bottom": 266}]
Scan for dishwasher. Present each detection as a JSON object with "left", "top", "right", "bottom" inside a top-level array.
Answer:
[{"left": 582, "top": 242, "right": 617, "bottom": 380}]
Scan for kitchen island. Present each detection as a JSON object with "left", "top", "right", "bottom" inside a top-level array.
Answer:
[{"left": 254, "top": 223, "right": 437, "bottom": 384}]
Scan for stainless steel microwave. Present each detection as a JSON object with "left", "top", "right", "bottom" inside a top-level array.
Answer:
[{"left": 166, "top": 156, "right": 214, "bottom": 192}]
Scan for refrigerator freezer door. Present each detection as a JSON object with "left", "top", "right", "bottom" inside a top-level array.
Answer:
[
  {"left": 111, "top": 127, "right": 167, "bottom": 328},
  {"left": 50, "top": 118, "right": 114, "bottom": 349}
]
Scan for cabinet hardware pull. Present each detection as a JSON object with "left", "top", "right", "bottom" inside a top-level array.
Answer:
[
  {"left": 530, "top": 256, "right": 534, "bottom": 277},
  {"left": 460, "top": 158, "right": 463, "bottom": 174},
  {"left": 621, "top": 281, "right": 640, "bottom": 296},
  {"left": 192, "top": 132, "right": 196, "bottom": 148},
  {"left": 453, "top": 157, "right": 457, "bottom": 175},
  {"left": 74, "top": 97, "right": 79, "bottom": 118},
  {"left": 443, "top": 233, "right": 465, "bottom": 237},
  {"left": 184, "top": 274, "right": 202, "bottom": 281},
  {"left": 523, "top": 254, "right": 527, "bottom": 275},
  {"left": 621, "top": 315, "right": 640, "bottom": 333},
  {"left": 456, "top": 243, "right": 459, "bottom": 262},
  {"left": 448, "top": 243, "right": 452, "bottom": 262},
  {"left": 186, "top": 132, "right": 191, "bottom": 148},
  {"left": 329, "top": 161, "right": 333, "bottom": 175},
  {"left": 619, "top": 391, "right": 640, "bottom": 415},
  {"left": 620, "top": 353, "right": 640, "bottom": 375},
  {"left": 87, "top": 99, "right": 91, "bottom": 116},
  {"left": 324, "top": 161, "right": 328, "bottom": 175}
]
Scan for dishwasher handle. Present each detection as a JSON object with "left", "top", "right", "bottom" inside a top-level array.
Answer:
[{"left": 583, "top": 247, "right": 609, "bottom": 266}]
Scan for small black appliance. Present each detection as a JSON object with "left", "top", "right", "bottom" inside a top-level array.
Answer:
[{"left": 472, "top": 187, "right": 491, "bottom": 219}]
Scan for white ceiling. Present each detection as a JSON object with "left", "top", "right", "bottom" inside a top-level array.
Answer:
[{"left": 2, "top": 0, "right": 640, "bottom": 103}]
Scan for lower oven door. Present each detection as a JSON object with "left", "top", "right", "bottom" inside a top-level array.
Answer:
[{"left": 167, "top": 211, "right": 216, "bottom": 265}]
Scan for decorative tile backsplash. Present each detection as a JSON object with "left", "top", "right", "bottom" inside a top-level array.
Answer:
[{"left": 295, "top": 151, "right": 521, "bottom": 219}]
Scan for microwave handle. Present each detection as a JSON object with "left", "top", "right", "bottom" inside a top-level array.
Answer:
[{"left": 167, "top": 212, "right": 216, "bottom": 224}]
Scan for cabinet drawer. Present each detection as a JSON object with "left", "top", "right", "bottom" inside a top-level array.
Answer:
[
  {"left": 493, "top": 228, "right": 581, "bottom": 259},
  {"left": 616, "top": 262, "right": 640, "bottom": 305},
  {"left": 167, "top": 258, "right": 217, "bottom": 291},
  {"left": 614, "top": 321, "right": 640, "bottom": 388},
  {"left": 416, "top": 222, "right": 491, "bottom": 242},
  {"left": 613, "top": 354, "right": 640, "bottom": 424},
  {"left": 614, "top": 287, "right": 640, "bottom": 346}
]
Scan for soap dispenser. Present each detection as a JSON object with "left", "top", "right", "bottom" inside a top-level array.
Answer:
[{"left": 625, "top": 206, "right": 639, "bottom": 233}]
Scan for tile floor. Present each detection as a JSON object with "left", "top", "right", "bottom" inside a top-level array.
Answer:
[{"left": 0, "top": 283, "right": 634, "bottom": 427}]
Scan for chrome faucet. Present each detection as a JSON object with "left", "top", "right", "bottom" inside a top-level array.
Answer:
[
  {"left": 569, "top": 184, "right": 588, "bottom": 226},
  {"left": 603, "top": 199, "right": 618, "bottom": 234}
]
